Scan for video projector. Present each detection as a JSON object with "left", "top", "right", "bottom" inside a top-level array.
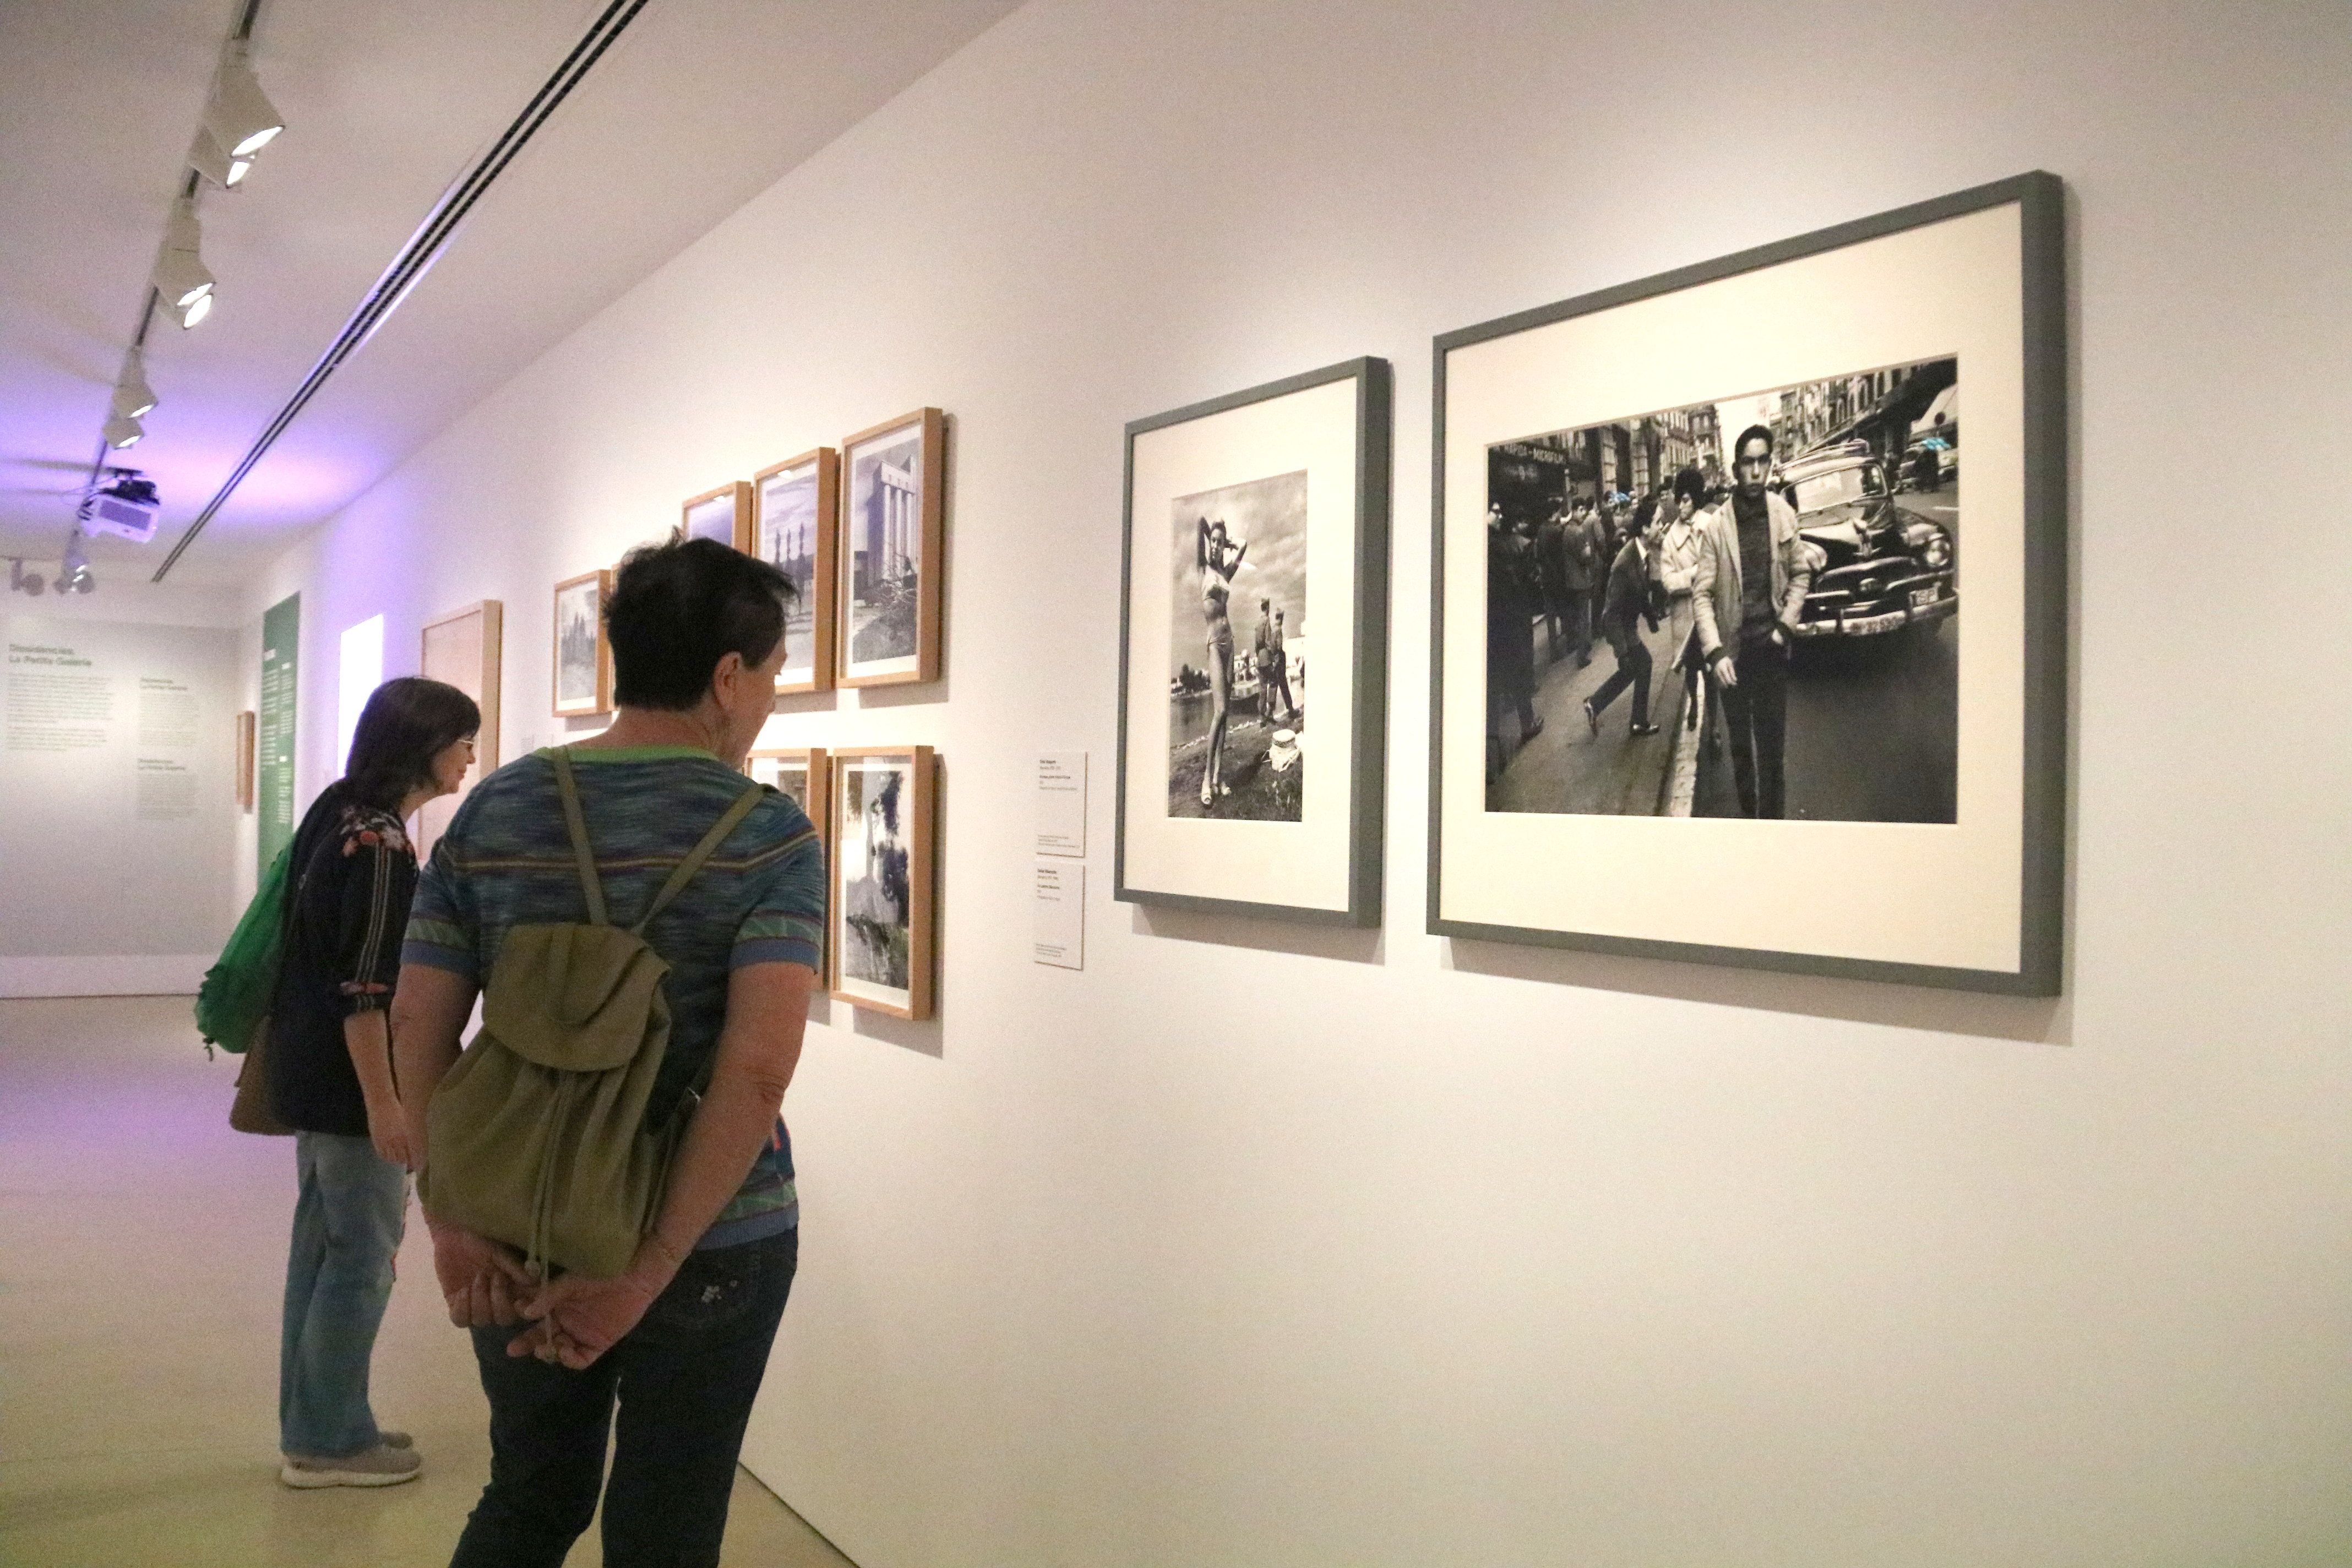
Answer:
[{"left": 82, "top": 475, "right": 161, "bottom": 543}]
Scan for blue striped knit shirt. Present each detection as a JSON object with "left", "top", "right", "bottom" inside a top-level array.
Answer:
[{"left": 404, "top": 745, "right": 825, "bottom": 1246}]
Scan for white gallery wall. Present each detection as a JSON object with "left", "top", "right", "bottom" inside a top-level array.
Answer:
[
  {"left": 235, "top": 1, "right": 2350, "bottom": 1562},
  {"left": 1, "top": 585, "right": 243, "bottom": 997}
]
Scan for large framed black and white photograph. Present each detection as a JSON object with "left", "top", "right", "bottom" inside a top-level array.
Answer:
[
  {"left": 1117, "top": 356, "right": 1391, "bottom": 925},
  {"left": 1431, "top": 173, "right": 2064, "bottom": 992}
]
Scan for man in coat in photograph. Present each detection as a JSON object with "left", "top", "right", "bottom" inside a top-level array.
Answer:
[
  {"left": 1560, "top": 497, "right": 1600, "bottom": 667},
  {"left": 1691, "top": 424, "right": 1815, "bottom": 817},
  {"left": 1582, "top": 503, "right": 1665, "bottom": 739},
  {"left": 1535, "top": 502, "right": 1572, "bottom": 660}
]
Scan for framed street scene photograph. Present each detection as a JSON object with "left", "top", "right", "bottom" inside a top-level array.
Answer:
[
  {"left": 1430, "top": 172, "right": 2065, "bottom": 993},
  {"left": 753, "top": 448, "right": 838, "bottom": 694},
  {"left": 746, "top": 745, "right": 830, "bottom": 846},
  {"left": 551, "top": 569, "right": 612, "bottom": 718},
  {"left": 680, "top": 480, "right": 752, "bottom": 549},
  {"left": 829, "top": 745, "right": 936, "bottom": 1019},
  {"left": 1116, "top": 356, "right": 1391, "bottom": 925},
  {"left": 836, "top": 408, "right": 944, "bottom": 688}
]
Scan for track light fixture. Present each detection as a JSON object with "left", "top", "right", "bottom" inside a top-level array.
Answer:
[
  {"left": 204, "top": 39, "right": 284, "bottom": 160},
  {"left": 111, "top": 347, "right": 157, "bottom": 419},
  {"left": 54, "top": 531, "right": 96, "bottom": 596},
  {"left": 153, "top": 197, "right": 215, "bottom": 318},
  {"left": 103, "top": 411, "right": 145, "bottom": 449},
  {"left": 188, "top": 125, "right": 253, "bottom": 189}
]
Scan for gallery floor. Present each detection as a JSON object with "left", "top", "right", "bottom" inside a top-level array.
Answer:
[{"left": 0, "top": 995, "right": 853, "bottom": 1568}]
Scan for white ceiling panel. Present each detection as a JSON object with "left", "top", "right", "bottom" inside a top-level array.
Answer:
[{"left": 0, "top": 0, "right": 1023, "bottom": 586}]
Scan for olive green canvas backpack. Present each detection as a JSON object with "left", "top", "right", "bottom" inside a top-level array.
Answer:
[{"left": 420, "top": 749, "right": 765, "bottom": 1280}]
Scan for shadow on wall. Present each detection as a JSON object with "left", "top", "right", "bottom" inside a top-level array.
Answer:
[
  {"left": 843, "top": 1005, "right": 941, "bottom": 1059},
  {"left": 1443, "top": 936, "right": 2072, "bottom": 1047},
  {"left": 1129, "top": 904, "right": 1385, "bottom": 967}
]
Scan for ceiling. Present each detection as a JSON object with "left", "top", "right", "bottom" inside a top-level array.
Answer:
[{"left": 0, "top": 0, "right": 1024, "bottom": 588}]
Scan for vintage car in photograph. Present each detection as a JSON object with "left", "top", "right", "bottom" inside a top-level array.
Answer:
[{"left": 1774, "top": 442, "right": 1957, "bottom": 641}]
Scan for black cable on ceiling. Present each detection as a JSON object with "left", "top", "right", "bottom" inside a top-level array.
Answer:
[{"left": 152, "top": 0, "right": 657, "bottom": 581}]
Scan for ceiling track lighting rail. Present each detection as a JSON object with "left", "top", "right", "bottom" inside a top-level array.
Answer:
[
  {"left": 66, "top": 0, "right": 277, "bottom": 585},
  {"left": 151, "top": 0, "right": 657, "bottom": 582}
]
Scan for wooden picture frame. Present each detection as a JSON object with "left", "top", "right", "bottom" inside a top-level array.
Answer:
[
  {"left": 836, "top": 408, "right": 945, "bottom": 688},
  {"left": 551, "top": 569, "right": 613, "bottom": 718},
  {"left": 1429, "top": 171, "right": 2066, "bottom": 994},
  {"left": 745, "top": 746, "right": 830, "bottom": 851},
  {"left": 827, "top": 744, "right": 936, "bottom": 1019},
  {"left": 680, "top": 480, "right": 753, "bottom": 551},
  {"left": 419, "top": 598, "right": 503, "bottom": 860},
  {"left": 752, "top": 448, "right": 840, "bottom": 694},
  {"left": 1114, "top": 356, "right": 1392, "bottom": 925},
  {"left": 235, "top": 710, "right": 256, "bottom": 813}
]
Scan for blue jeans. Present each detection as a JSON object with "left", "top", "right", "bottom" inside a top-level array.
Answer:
[
  {"left": 280, "top": 1130, "right": 408, "bottom": 1456},
  {"left": 450, "top": 1227, "right": 797, "bottom": 1568}
]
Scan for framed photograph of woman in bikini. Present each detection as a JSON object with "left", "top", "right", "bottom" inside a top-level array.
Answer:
[
  {"left": 1428, "top": 172, "right": 2066, "bottom": 994},
  {"left": 828, "top": 745, "right": 935, "bottom": 1018},
  {"left": 1115, "top": 356, "right": 1392, "bottom": 926},
  {"left": 753, "top": 449, "right": 838, "bottom": 694},
  {"left": 836, "top": 409, "right": 944, "bottom": 688}
]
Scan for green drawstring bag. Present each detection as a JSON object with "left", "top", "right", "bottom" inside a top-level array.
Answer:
[
  {"left": 195, "top": 842, "right": 293, "bottom": 1054},
  {"left": 420, "top": 749, "right": 764, "bottom": 1280}
]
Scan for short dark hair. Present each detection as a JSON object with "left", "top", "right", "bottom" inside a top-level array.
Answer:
[
  {"left": 1673, "top": 465, "right": 1706, "bottom": 505},
  {"left": 1735, "top": 424, "right": 1774, "bottom": 461},
  {"left": 345, "top": 676, "right": 478, "bottom": 812},
  {"left": 607, "top": 537, "right": 796, "bottom": 710}
]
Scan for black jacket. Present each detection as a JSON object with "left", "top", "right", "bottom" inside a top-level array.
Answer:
[
  {"left": 265, "top": 784, "right": 417, "bottom": 1136},
  {"left": 1600, "top": 537, "right": 1662, "bottom": 635}
]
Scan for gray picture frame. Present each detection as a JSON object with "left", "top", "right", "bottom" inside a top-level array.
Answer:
[
  {"left": 1115, "top": 355, "right": 1392, "bottom": 926},
  {"left": 1429, "top": 172, "right": 2067, "bottom": 994}
]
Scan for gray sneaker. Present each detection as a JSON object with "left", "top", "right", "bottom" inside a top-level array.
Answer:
[{"left": 279, "top": 1442, "right": 422, "bottom": 1489}]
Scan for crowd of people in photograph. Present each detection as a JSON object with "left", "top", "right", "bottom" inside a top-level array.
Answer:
[{"left": 1488, "top": 424, "right": 1814, "bottom": 818}]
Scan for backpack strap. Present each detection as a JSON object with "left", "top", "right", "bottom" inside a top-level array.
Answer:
[
  {"left": 629, "top": 780, "right": 766, "bottom": 937},
  {"left": 549, "top": 749, "right": 611, "bottom": 927}
]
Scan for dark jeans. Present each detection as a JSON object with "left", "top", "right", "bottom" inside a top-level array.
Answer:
[
  {"left": 1588, "top": 622, "right": 1652, "bottom": 728},
  {"left": 450, "top": 1228, "right": 798, "bottom": 1568},
  {"left": 1718, "top": 635, "right": 1790, "bottom": 818},
  {"left": 1267, "top": 667, "right": 1296, "bottom": 721}
]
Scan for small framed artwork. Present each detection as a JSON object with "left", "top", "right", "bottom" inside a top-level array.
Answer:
[
  {"left": 836, "top": 408, "right": 944, "bottom": 688},
  {"left": 235, "top": 710, "right": 256, "bottom": 812},
  {"left": 420, "top": 598, "right": 503, "bottom": 861},
  {"left": 745, "top": 745, "right": 830, "bottom": 842},
  {"left": 829, "top": 744, "right": 937, "bottom": 1019},
  {"left": 1115, "top": 356, "right": 1392, "bottom": 925},
  {"left": 753, "top": 449, "right": 839, "bottom": 694},
  {"left": 680, "top": 480, "right": 752, "bottom": 549},
  {"left": 1430, "top": 171, "right": 2066, "bottom": 993},
  {"left": 551, "top": 569, "right": 613, "bottom": 718}
]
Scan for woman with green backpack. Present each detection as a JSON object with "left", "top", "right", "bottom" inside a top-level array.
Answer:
[{"left": 270, "top": 676, "right": 480, "bottom": 1489}]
